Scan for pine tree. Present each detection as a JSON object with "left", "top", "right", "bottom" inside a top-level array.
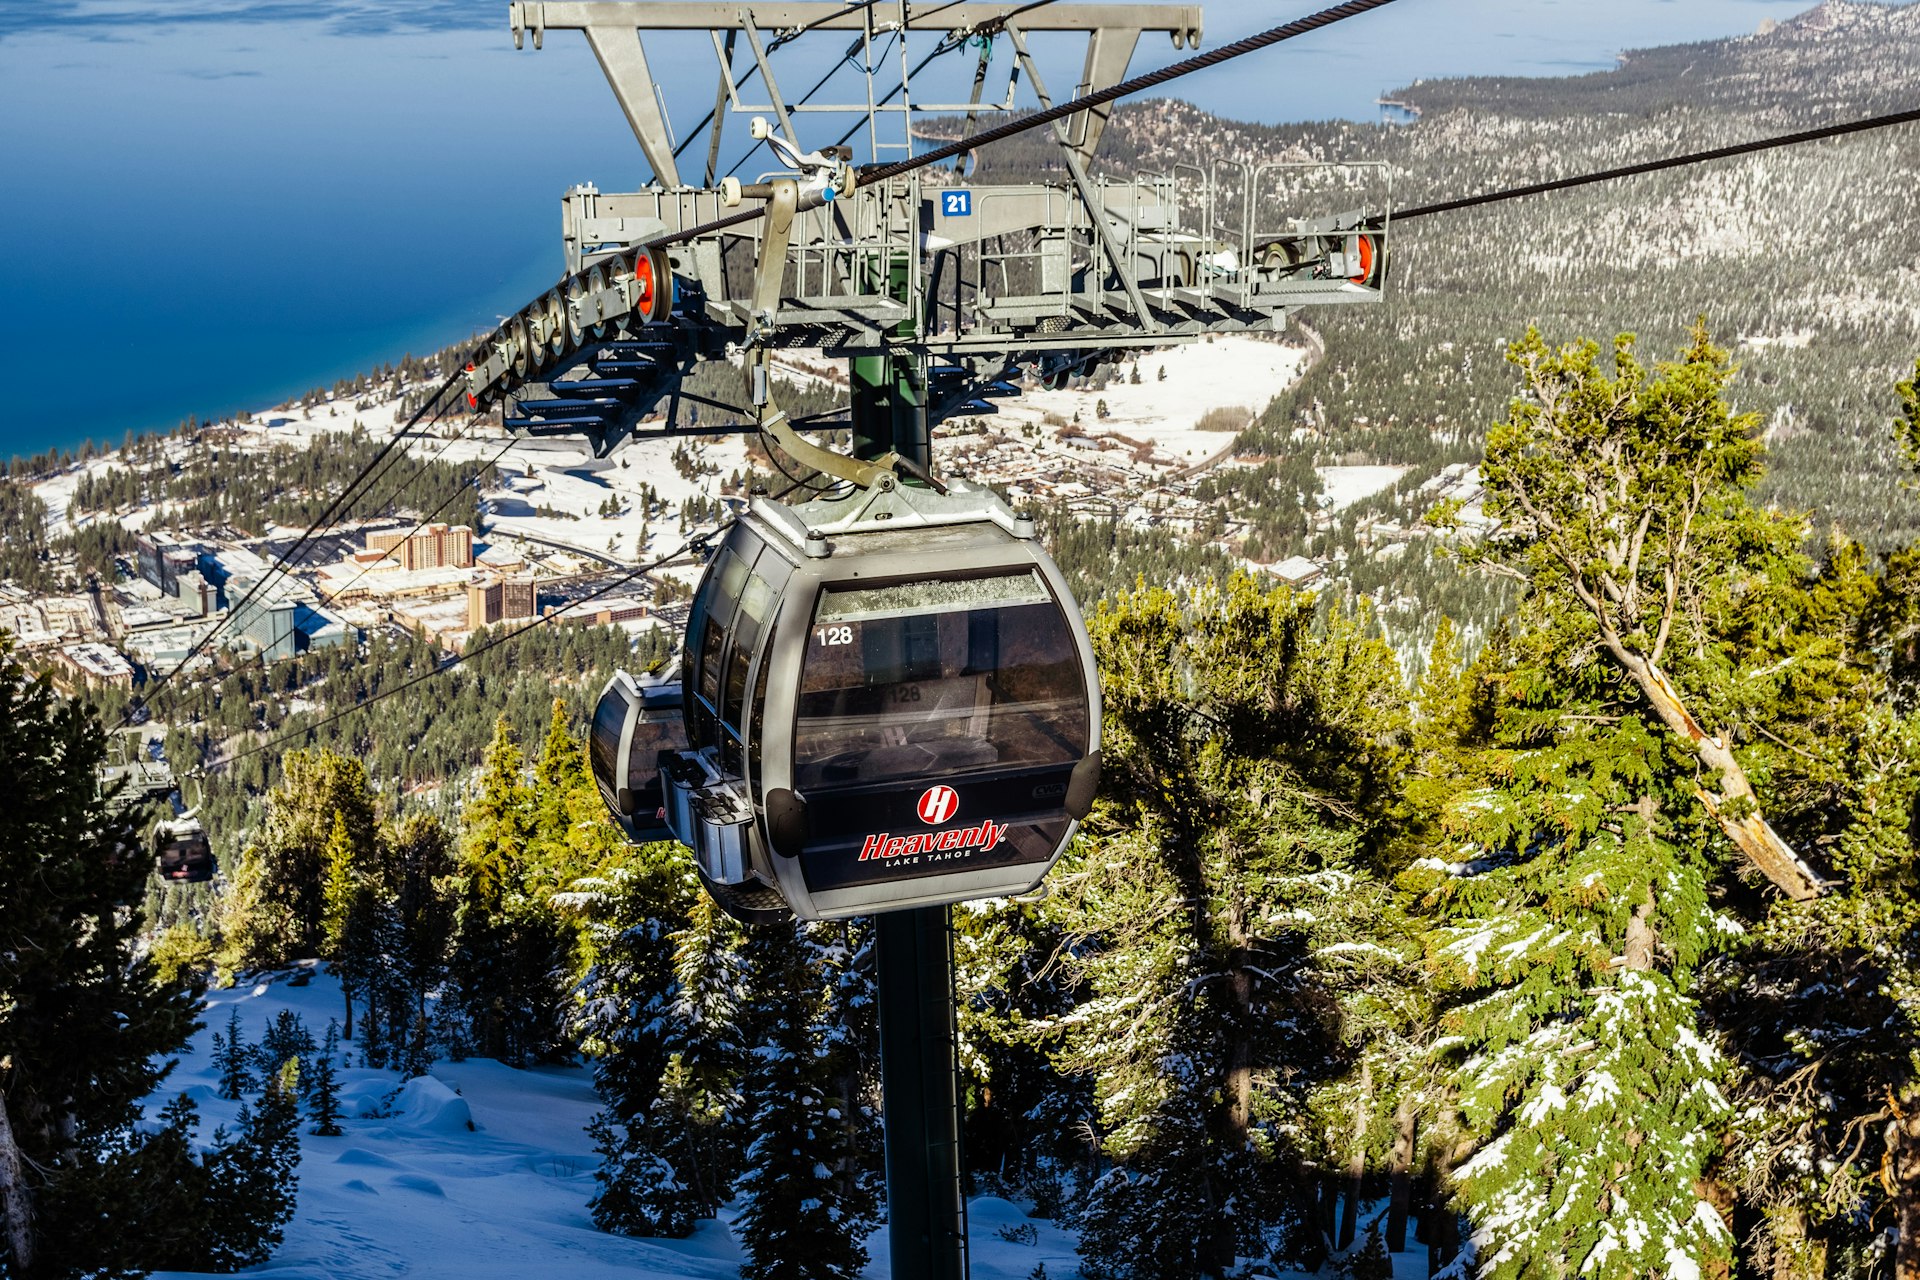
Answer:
[
  {"left": 451, "top": 718, "right": 574, "bottom": 1065},
  {"left": 308, "top": 1021, "right": 346, "bottom": 1137},
  {"left": 1055, "top": 575, "right": 1410, "bottom": 1277},
  {"left": 202, "top": 1059, "right": 302, "bottom": 1268},
  {"left": 0, "top": 635, "right": 199, "bottom": 1274},
  {"left": 1701, "top": 365, "right": 1920, "bottom": 1275},
  {"left": 1450, "top": 322, "right": 1826, "bottom": 900},
  {"left": 1396, "top": 325, "right": 1880, "bottom": 1278},
  {"left": 656, "top": 892, "right": 750, "bottom": 1213},
  {"left": 213, "top": 1007, "right": 255, "bottom": 1100},
  {"left": 321, "top": 809, "right": 360, "bottom": 1031},
  {"left": 733, "top": 919, "right": 874, "bottom": 1280},
  {"left": 587, "top": 1110, "right": 701, "bottom": 1237},
  {"left": 256, "top": 1008, "right": 317, "bottom": 1099},
  {"left": 221, "top": 748, "right": 378, "bottom": 968},
  {"left": 389, "top": 813, "right": 456, "bottom": 1033}
]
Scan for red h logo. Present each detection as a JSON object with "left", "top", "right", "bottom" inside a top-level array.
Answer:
[{"left": 916, "top": 785, "right": 959, "bottom": 825}]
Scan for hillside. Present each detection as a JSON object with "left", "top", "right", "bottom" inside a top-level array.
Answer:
[{"left": 966, "top": 0, "right": 1920, "bottom": 640}]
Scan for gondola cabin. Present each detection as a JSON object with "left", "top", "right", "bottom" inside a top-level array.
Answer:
[
  {"left": 100, "top": 759, "right": 215, "bottom": 883},
  {"left": 154, "top": 815, "right": 216, "bottom": 883},
  {"left": 591, "top": 476, "right": 1102, "bottom": 921},
  {"left": 590, "top": 666, "right": 688, "bottom": 842}
]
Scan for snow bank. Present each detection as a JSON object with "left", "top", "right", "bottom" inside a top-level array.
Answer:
[
  {"left": 143, "top": 968, "right": 1095, "bottom": 1280},
  {"left": 385, "top": 1075, "right": 476, "bottom": 1135}
]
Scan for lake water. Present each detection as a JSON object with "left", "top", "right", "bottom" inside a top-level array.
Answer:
[{"left": 0, "top": 0, "right": 1872, "bottom": 461}]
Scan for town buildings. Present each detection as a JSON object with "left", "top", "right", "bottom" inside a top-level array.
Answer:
[
  {"left": 56, "top": 642, "right": 135, "bottom": 692},
  {"left": 365, "top": 523, "right": 473, "bottom": 571},
  {"left": 466, "top": 571, "right": 537, "bottom": 629}
]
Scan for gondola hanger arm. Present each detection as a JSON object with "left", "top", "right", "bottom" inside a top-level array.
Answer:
[{"left": 742, "top": 168, "right": 900, "bottom": 492}]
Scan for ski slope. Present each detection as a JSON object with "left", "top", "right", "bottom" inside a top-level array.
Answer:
[{"left": 146, "top": 967, "right": 1088, "bottom": 1280}]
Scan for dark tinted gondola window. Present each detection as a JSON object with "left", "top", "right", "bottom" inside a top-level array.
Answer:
[
  {"left": 721, "top": 570, "right": 777, "bottom": 776},
  {"left": 793, "top": 570, "right": 1087, "bottom": 789},
  {"left": 591, "top": 686, "right": 633, "bottom": 806},
  {"left": 748, "top": 621, "right": 778, "bottom": 801}
]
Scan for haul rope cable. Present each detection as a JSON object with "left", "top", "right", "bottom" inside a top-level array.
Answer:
[
  {"left": 158, "top": 397, "right": 838, "bottom": 731},
  {"left": 148, "top": 441, "right": 522, "bottom": 740},
  {"left": 118, "top": 360, "right": 478, "bottom": 729},
  {"left": 211, "top": 476, "right": 820, "bottom": 771},
  {"left": 144, "top": 402, "right": 496, "bottom": 731},
  {"left": 1394, "top": 104, "right": 1920, "bottom": 220},
  {"left": 250, "top": 430, "right": 520, "bottom": 637},
  {"left": 125, "top": 364, "right": 481, "bottom": 726},
  {"left": 159, "top": 382, "right": 843, "bottom": 729}
]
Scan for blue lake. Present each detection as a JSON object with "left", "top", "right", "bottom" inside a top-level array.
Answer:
[{"left": 0, "top": 0, "right": 1869, "bottom": 460}]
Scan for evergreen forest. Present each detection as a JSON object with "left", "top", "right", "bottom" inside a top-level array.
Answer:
[{"left": 10, "top": 327, "right": 1920, "bottom": 1279}]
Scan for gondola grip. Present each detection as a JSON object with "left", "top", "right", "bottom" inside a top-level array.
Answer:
[
  {"left": 765, "top": 788, "right": 808, "bottom": 859},
  {"left": 1066, "top": 752, "right": 1102, "bottom": 821}
]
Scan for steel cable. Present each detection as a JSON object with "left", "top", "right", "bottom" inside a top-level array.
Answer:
[
  {"left": 1394, "top": 104, "right": 1920, "bottom": 220},
  {"left": 208, "top": 476, "right": 817, "bottom": 772},
  {"left": 121, "top": 356, "right": 477, "bottom": 728}
]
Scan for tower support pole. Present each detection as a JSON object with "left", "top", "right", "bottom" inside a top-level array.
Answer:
[
  {"left": 850, "top": 275, "right": 967, "bottom": 1276},
  {"left": 875, "top": 905, "right": 968, "bottom": 1280}
]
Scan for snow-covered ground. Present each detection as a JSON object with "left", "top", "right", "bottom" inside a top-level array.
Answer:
[
  {"left": 1317, "top": 465, "right": 1413, "bottom": 512},
  {"left": 147, "top": 968, "right": 1089, "bottom": 1280},
  {"left": 996, "top": 336, "right": 1312, "bottom": 467}
]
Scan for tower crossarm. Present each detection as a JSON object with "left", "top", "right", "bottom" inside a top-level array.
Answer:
[{"left": 508, "top": 2, "right": 1203, "bottom": 178}]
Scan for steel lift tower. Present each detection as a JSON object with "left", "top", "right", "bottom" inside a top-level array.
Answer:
[{"left": 464, "top": 6, "right": 1390, "bottom": 1275}]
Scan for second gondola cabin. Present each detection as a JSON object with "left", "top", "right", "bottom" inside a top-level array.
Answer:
[
  {"left": 154, "top": 815, "right": 216, "bottom": 883},
  {"left": 592, "top": 476, "right": 1101, "bottom": 921}
]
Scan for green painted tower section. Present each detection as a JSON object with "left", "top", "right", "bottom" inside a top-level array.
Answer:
[{"left": 850, "top": 248, "right": 968, "bottom": 1280}]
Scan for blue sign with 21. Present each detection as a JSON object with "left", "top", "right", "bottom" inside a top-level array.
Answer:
[{"left": 942, "top": 190, "right": 973, "bottom": 217}]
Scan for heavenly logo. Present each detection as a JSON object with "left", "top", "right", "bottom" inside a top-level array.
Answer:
[
  {"left": 917, "top": 785, "right": 959, "bottom": 825},
  {"left": 859, "top": 784, "right": 1006, "bottom": 864}
]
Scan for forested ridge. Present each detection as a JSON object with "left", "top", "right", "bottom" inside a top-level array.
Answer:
[{"left": 961, "top": 0, "right": 1920, "bottom": 648}]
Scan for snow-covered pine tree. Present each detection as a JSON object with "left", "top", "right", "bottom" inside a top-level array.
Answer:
[
  {"left": 1708, "top": 550, "right": 1920, "bottom": 1268},
  {"left": 1416, "top": 790, "right": 1734, "bottom": 1278},
  {"left": 586, "top": 1110, "right": 701, "bottom": 1237},
  {"left": 1052, "top": 575, "right": 1410, "bottom": 1278},
  {"left": 734, "top": 918, "right": 875, "bottom": 1280},
  {"left": 565, "top": 847, "right": 706, "bottom": 1235},
  {"left": 952, "top": 896, "right": 1099, "bottom": 1202},
  {"left": 655, "top": 890, "right": 750, "bottom": 1213},
  {"left": 0, "top": 638, "right": 202, "bottom": 1273},
  {"left": 1407, "top": 325, "right": 1872, "bottom": 1277},
  {"left": 806, "top": 917, "right": 883, "bottom": 1220},
  {"left": 201, "top": 1059, "right": 302, "bottom": 1269},
  {"left": 1687, "top": 359, "right": 1920, "bottom": 1278}
]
